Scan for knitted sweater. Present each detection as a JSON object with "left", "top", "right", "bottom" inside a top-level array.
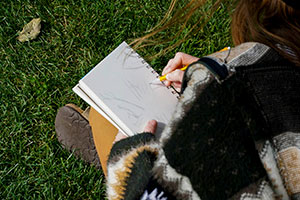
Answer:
[{"left": 106, "top": 43, "right": 300, "bottom": 200}]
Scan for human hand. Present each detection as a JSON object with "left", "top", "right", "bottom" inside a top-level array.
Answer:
[
  {"left": 143, "top": 120, "right": 157, "bottom": 134},
  {"left": 113, "top": 120, "right": 158, "bottom": 143},
  {"left": 162, "top": 52, "right": 199, "bottom": 88},
  {"left": 114, "top": 131, "right": 128, "bottom": 143}
]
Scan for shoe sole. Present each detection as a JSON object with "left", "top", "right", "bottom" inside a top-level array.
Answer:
[{"left": 55, "top": 106, "right": 101, "bottom": 169}]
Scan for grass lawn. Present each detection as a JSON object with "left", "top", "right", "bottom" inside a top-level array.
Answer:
[{"left": 0, "top": 0, "right": 231, "bottom": 199}]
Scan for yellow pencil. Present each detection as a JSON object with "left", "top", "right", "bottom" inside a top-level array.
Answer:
[
  {"left": 158, "top": 47, "right": 230, "bottom": 82},
  {"left": 218, "top": 46, "right": 230, "bottom": 52},
  {"left": 159, "top": 65, "right": 188, "bottom": 81}
]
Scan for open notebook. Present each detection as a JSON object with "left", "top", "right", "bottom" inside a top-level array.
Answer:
[{"left": 73, "top": 41, "right": 179, "bottom": 136}]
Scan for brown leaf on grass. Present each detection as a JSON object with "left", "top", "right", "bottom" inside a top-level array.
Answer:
[{"left": 17, "top": 18, "right": 41, "bottom": 42}]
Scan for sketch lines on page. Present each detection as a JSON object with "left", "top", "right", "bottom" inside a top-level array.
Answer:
[
  {"left": 99, "top": 92, "right": 145, "bottom": 126},
  {"left": 120, "top": 49, "right": 146, "bottom": 70},
  {"left": 124, "top": 80, "right": 146, "bottom": 102}
]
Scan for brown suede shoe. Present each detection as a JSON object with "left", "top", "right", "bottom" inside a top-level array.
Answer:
[{"left": 55, "top": 104, "right": 101, "bottom": 169}]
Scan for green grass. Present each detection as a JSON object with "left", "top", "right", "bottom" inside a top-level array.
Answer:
[{"left": 0, "top": 0, "right": 231, "bottom": 199}]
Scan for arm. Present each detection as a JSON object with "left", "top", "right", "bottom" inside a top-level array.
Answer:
[{"left": 106, "top": 121, "right": 159, "bottom": 200}]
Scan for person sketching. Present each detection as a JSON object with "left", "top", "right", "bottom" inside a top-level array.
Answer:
[{"left": 55, "top": 0, "right": 300, "bottom": 199}]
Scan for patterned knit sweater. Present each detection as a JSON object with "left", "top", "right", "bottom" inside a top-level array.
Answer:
[{"left": 106, "top": 43, "right": 300, "bottom": 200}]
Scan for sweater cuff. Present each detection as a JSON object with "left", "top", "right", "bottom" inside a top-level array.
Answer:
[
  {"left": 106, "top": 132, "right": 159, "bottom": 199},
  {"left": 108, "top": 132, "right": 155, "bottom": 163}
]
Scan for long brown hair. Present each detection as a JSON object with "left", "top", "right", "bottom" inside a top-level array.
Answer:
[
  {"left": 132, "top": 0, "right": 300, "bottom": 66},
  {"left": 131, "top": 0, "right": 225, "bottom": 57},
  {"left": 232, "top": 0, "right": 300, "bottom": 66}
]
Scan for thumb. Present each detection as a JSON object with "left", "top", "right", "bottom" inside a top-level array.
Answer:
[
  {"left": 114, "top": 131, "right": 128, "bottom": 143},
  {"left": 166, "top": 69, "right": 184, "bottom": 82},
  {"left": 143, "top": 120, "right": 157, "bottom": 134}
]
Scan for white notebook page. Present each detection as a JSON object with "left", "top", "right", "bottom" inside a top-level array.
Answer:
[
  {"left": 73, "top": 84, "right": 123, "bottom": 132},
  {"left": 78, "top": 42, "right": 178, "bottom": 136}
]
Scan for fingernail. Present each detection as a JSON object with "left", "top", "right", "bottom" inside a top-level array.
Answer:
[
  {"left": 166, "top": 74, "right": 171, "bottom": 80},
  {"left": 150, "top": 119, "right": 156, "bottom": 124},
  {"left": 162, "top": 80, "right": 169, "bottom": 86},
  {"left": 164, "top": 80, "right": 171, "bottom": 86}
]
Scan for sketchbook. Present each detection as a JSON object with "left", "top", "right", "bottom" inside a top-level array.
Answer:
[{"left": 73, "top": 41, "right": 179, "bottom": 136}]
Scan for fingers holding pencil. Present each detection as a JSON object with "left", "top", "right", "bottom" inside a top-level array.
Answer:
[
  {"left": 164, "top": 69, "right": 185, "bottom": 88},
  {"left": 162, "top": 52, "right": 199, "bottom": 75},
  {"left": 162, "top": 52, "right": 199, "bottom": 87}
]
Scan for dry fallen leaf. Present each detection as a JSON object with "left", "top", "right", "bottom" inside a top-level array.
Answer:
[{"left": 17, "top": 18, "right": 41, "bottom": 42}]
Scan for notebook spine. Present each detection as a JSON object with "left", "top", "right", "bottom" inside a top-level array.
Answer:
[{"left": 127, "top": 46, "right": 180, "bottom": 99}]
